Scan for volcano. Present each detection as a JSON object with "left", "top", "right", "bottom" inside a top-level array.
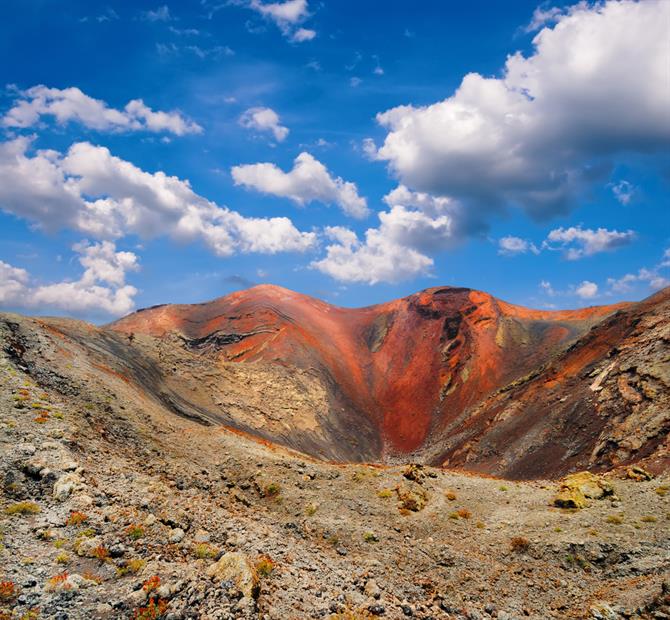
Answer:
[
  {"left": 3, "top": 284, "right": 667, "bottom": 478},
  {"left": 103, "top": 283, "right": 666, "bottom": 476}
]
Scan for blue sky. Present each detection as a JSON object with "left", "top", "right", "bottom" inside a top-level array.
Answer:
[{"left": 0, "top": 0, "right": 668, "bottom": 320}]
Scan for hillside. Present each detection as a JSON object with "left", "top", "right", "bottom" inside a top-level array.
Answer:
[{"left": 107, "top": 284, "right": 639, "bottom": 474}]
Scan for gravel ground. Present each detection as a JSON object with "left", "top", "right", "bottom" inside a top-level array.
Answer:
[{"left": 0, "top": 315, "right": 669, "bottom": 620}]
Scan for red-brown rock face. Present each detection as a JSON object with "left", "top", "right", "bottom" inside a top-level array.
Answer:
[{"left": 110, "top": 285, "right": 626, "bottom": 464}]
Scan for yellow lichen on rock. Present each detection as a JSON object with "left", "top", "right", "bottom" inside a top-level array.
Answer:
[
  {"left": 553, "top": 471, "right": 614, "bottom": 509},
  {"left": 206, "top": 552, "right": 259, "bottom": 599}
]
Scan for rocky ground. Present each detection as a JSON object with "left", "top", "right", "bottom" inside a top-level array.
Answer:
[{"left": 0, "top": 315, "right": 669, "bottom": 620}]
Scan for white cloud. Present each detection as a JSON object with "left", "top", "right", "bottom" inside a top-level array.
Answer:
[
  {"left": 3, "top": 85, "right": 202, "bottom": 136},
  {"left": 545, "top": 225, "right": 635, "bottom": 260},
  {"left": 539, "top": 280, "right": 556, "bottom": 297},
  {"left": 251, "top": 0, "right": 308, "bottom": 23},
  {"left": 231, "top": 152, "right": 369, "bottom": 219},
  {"left": 373, "top": 1, "right": 670, "bottom": 227},
  {"left": 310, "top": 185, "right": 460, "bottom": 284},
  {"left": 610, "top": 180, "right": 635, "bottom": 205},
  {"left": 0, "top": 241, "right": 139, "bottom": 316},
  {"left": 80, "top": 7, "right": 119, "bottom": 23},
  {"left": 524, "top": 5, "right": 562, "bottom": 32},
  {"left": 575, "top": 280, "right": 598, "bottom": 299},
  {"left": 168, "top": 26, "right": 201, "bottom": 36},
  {"left": 248, "top": 0, "right": 315, "bottom": 41},
  {"left": 498, "top": 236, "right": 539, "bottom": 255},
  {"left": 311, "top": 226, "right": 433, "bottom": 284},
  {"left": 0, "top": 137, "right": 316, "bottom": 257},
  {"left": 291, "top": 27, "right": 316, "bottom": 42},
  {"left": 239, "top": 106, "right": 289, "bottom": 142},
  {"left": 372, "top": 55, "right": 384, "bottom": 75},
  {"left": 607, "top": 251, "right": 670, "bottom": 293},
  {"left": 0, "top": 262, "right": 29, "bottom": 305},
  {"left": 350, "top": 77, "right": 362, "bottom": 88},
  {"left": 607, "top": 270, "right": 662, "bottom": 293},
  {"left": 141, "top": 5, "right": 172, "bottom": 22}
]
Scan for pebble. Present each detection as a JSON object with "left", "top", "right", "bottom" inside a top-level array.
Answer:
[{"left": 169, "top": 528, "right": 186, "bottom": 543}]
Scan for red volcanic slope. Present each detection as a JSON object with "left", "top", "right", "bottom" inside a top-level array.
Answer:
[{"left": 111, "top": 285, "right": 624, "bottom": 460}]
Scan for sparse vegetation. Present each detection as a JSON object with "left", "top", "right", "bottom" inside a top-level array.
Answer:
[
  {"left": 0, "top": 581, "right": 16, "bottom": 601},
  {"left": 456, "top": 508, "right": 471, "bottom": 519},
  {"left": 92, "top": 545, "right": 110, "bottom": 562},
  {"left": 55, "top": 552, "right": 69, "bottom": 564},
  {"left": 445, "top": 490, "right": 457, "bottom": 501},
  {"left": 305, "top": 503, "right": 318, "bottom": 516},
  {"left": 133, "top": 597, "right": 169, "bottom": 620},
  {"left": 66, "top": 511, "right": 88, "bottom": 526},
  {"left": 510, "top": 536, "right": 530, "bottom": 552},
  {"left": 263, "top": 482, "right": 281, "bottom": 498},
  {"left": 194, "top": 543, "right": 218, "bottom": 559},
  {"left": 363, "top": 531, "right": 379, "bottom": 543},
  {"left": 46, "top": 571, "right": 70, "bottom": 591},
  {"left": 565, "top": 553, "right": 591, "bottom": 571},
  {"left": 117, "top": 558, "right": 147, "bottom": 577},
  {"left": 376, "top": 488, "right": 393, "bottom": 499},
  {"left": 143, "top": 576, "right": 161, "bottom": 593},
  {"left": 606, "top": 514, "right": 624, "bottom": 525},
  {"left": 4, "top": 501, "right": 40, "bottom": 516},
  {"left": 126, "top": 524, "right": 145, "bottom": 540},
  {"left": 641, "top": 515, "right": 657, "bottom": 523},
  {"left": 255, "top": 554, "right": 275, "bottom": 577},
  {"left": 655, "top": 485, "right": 668, "bottom": 497},
  {"left": 82, "top": 571, "right": 103, "bottom": 585}
]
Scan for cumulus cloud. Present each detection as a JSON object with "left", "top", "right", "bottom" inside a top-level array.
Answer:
[
  {"left": 3, "top": 85, "right": 202, "bottom": 136},
  {"left": 310, "top": 185, "right": 461, "bottom": 283},
  {"left": 231, "top": 152, "right": 369, "bottom": 219},
  {"left": 544, "top": 225, "right": 635, "bottom": 260},
  {"left": 247, "top": 0, "right": 315, "bottom": 41},
  {"left": 575, "top": 280, "right": 598, "bottom": 299},
  {"left": 310, "top": 226, "right": 433, "bottom": 284},
  {"left": 524, "top": 5, "right": 562, "bottom": 32},
  {"left": 239, "top": 106, "right": 289, "bottom": 142},
  {"left": 0, "top": 137, "right": 316, "bottom": 257},
  {"left": 371, "top": 1, "right": 670, "bottom": 229},
  {"left": 498, "top": 236, "right": 540, "bottom": 256},
  {"left": 0, "top": 241, "right": 139, "bottom": 316},
  {"left": 291, "top": 27, "right": 316, "bottom": 42}
]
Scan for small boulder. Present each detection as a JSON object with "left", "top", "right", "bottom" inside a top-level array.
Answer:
[
  {"left": 402, "top": 464, "right": 425, "bottom": 484},
  {"left": 206, "top": 552, "right": 259, "bottom": 599},
  {"left": 76, "top": 536, "right": 103, "bottom": 558},
  {"left": 193, "top": 528, "right": 210, "bottom": 543},
  {"left": 53, "top": 472, "right": 81, "bottom": 501},
  {"left": 169, "top": 528, "right": 185, "bottom": 544},
  {"left": 395, "top": 485, "right": 428, "bottom": 512},
  {"left": 364, "top": 579, "right": 381, "bottom": 599},
  {"left": 626, "top": 465, "right": 653, "bottom": 481}
]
